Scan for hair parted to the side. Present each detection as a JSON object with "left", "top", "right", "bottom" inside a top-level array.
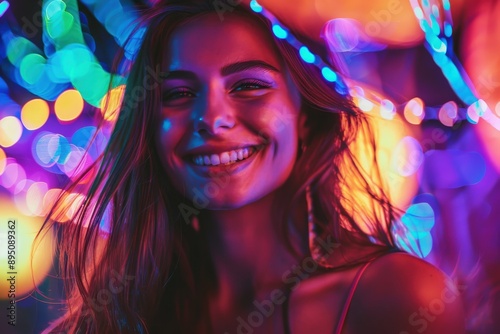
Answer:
[{"left": 38, "top": 1, "right": 402, "bottom": 333}]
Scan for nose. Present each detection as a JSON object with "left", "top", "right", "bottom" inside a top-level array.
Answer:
[{"left": 193, "top": 89, "right": 235, "bottom": 136}]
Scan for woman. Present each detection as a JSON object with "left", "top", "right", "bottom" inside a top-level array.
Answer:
[{"left": 42, "top": 0, "right": 465, "bottom": 333}]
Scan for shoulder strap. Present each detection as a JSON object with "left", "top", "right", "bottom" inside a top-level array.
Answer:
[{"left": 333, "top": 260, "right": 373, "bottom": 334}]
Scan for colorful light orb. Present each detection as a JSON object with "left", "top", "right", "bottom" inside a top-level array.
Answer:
[
  {"left": 380, "top": 99, "right": 396, "bottom": 120},
  {"left": 0, "top": 1, "right": 10, "bottom": 18},
  {"left": 59, "top": 145, "right": 94, "bottom": 181},
  {"left": 103, "top": 4, "right": 127, "bottom": 37},
  {"left": 352, "top": 86, "right": 375, "bottom": 112},
  {"left": 21, "top": 99, "right": 50, "bottom": 130},
  {"left": 391, "top": 136, "right": 424, "bottom": 177},
  {"left": 0, "top": 116, "right": 23, "bottom": 147},
  {"left": 71, "top": 127, "right": 108, "bottom": 161},
  {"left": 356, "top": 97, "right": 374, "bottom": 112},
  {"left": 72, "top": 62, "right": 111, "bottom": 107},
  {"left": 250, "top": 0, "right": 262, "bottom": 13},
  {"left": 321, "top": 67, "right": 338, "bottom": 83},
  {"left": 41, "top": 188, "right": 63, "bottom": 218},
  {"left": 26, "top": 182, "right": 49, "bottom": 216},
  {"left": 404, "top": 97, "right": 425, "bottom": 125},
  {"left": 33, "top": 133, "right": 71, "bottom": 167},
  {"left": 0, "top": 161, "right": 26, "bottom": 192},
  {"left": 0, "top": 196, "right": 55, "bottom": 299},
  {"left": 59, "top": 44, "right": 93, "bottom": 81},
  {"left": 466, "top": 99, "right": 488, "bottom": 124},
  {"left": 438, "top": 101, "right": 458, "bottom": 127},
  {"left": 100, "top": 84, "right": 125, "bottom": 122},
  {"left": 13, "top": 179, "right": 34, "bottom": 215},
  {"left": 272, "top": 24, "right": 288, "bottom": 39},
  {"left": 495, "top": 102, "right": 500, "bottom": 117},
  {"left": 55, "top": 89, "right": 84, "bottom": 122},
  {"left": 6, "top": 36, "right": 39, "bottom": 68},
  {"left": 19, "top": 53, "right": 46, "bottom": 85},
  {"left": 71, "top": 126, "right": 96, "bottom": 149},
  {"left": 299, "top": 46, "right": 315, "bottom": 64},
  {"left": 395, "top": 203, "right": 434, "bottom": 258},
  {"left": 45, "top": 0, "right": 66, "bottom": 20},
  {"left": 46, "top": 9, "right": 75, "bottom": 40},
  {"left": 46, "top": 56, "right": 70, "bottom": 84},
  {"left": 323, "top": 18, "right": 362, "bottom": 52},
  {"left": 0, "top": 148, "right": 6, "bottom": 175}
]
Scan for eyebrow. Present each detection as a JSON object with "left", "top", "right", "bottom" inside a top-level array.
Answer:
[
  {"left": 159, "top": 60, "right": 280, "bottom": 80},
  {"left": 220, "top": 60, "right": 280, "bottom": 76}
]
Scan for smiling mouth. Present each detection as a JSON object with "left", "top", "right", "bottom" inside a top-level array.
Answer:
[{"left": 189, "top": 145, "right": 263, "bottom": 166}]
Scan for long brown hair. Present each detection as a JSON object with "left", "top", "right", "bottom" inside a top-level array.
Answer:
[{"left": 40, "top": 1, "right": 400, "bottom": 333}]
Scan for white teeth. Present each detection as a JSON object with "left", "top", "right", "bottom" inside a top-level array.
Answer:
[
  {"left": 191, "top": 146, "right": 260, "bottom": 166},
  {"left": 210, "top": 154, "right": 220, "bottom": 166},
  {"left": 230, "top": 151, "right": 237, "bottom": 162},
  {"left": 220, "top": 152, "right": 230, "bottom": 164}
]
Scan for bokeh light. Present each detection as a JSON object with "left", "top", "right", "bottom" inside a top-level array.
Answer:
[
  {"left": 438, "top": 101, "right": 458, "bottom": 127},
  {"left": 0, "top": 1, "right": 10, "bottom": 17},
  {"left": 0, "top": 197, "right": 55, "bottom": 299},
  {"left": 19, "top": 53, "right": 46, "bottom": 85},
  {"left": 0, "top": 116, "right": 23, "bottom": 147},
  {"left": 72, "top": 62, "right": 111, "bottom": 107},
  {"left": 6, "top": 36, "right": 39, "bottom": 68},
  {"left": 54, "top": 89, "right": 84, "bottom": 122},
  {"left": 404, "top": 97, "right": 425, "bottom": 125},
  {"left": 396, "top": 202, "right": 435, "bottom": 258},
  {"left": 380, "top": 99, "right": 396, "bottom": 120},
  {"left": 391, "top": 136, "right": 424, "bottom": 177},
  {"left": 100, "top": 84, "right": 125, "bottom": 122},
  {"left": 272, "top": 24, "right": 287, "bottom": 39},
  {"left": 21, "top": 98, "right": 50, "bottom": 130},
  {"left": 0, "top": 147, "right": 6, "bottom": 175},
  {"left": 33, "top": 133, "right": 71, "bottom": 168},
  {"left": 26, "top": 181, "right": 49, "bottom": 216},
  {"left": 0, "top": 160, "right": 25, "bottom": 190},
  {"left": 41, "top": 188, "right": 64, "bottom": 218},
  {"left": 299, "top": 46, "right": 315, "bottom": 63}
]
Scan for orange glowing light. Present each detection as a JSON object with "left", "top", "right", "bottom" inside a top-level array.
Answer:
[
  {"left": 0, "top": 197, "right": 55, "bottom": 299},
  {"left": 54, "top": 89, "right": 84, "bottom": 122},
  {"left": 21, "top": 98, "right": 50, "bottom": 130}
]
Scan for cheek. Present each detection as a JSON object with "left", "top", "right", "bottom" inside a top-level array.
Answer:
[
  {"left": 243, "top": 98, "right": 300, "bottom": 143},
  {"left": 156, "top": 118, "right": 186, "bottom": 167}
]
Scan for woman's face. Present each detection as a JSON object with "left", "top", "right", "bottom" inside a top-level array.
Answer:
[{"left": 156, "top": 12, "right": 302, "bottom": 209}]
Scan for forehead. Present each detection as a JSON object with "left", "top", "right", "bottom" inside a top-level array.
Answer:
[{"left": 163, "top": 12, "right": 281, "bottom": 71}]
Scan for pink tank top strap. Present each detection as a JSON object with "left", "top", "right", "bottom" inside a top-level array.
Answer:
[{"left": 333, "top": 258, "right": 375, "bottom": 334}]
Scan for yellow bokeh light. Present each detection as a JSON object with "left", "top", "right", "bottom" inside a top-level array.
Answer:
[
  {"left": 0, "top": 116, "right": 23, "bottom": 148},
  {"left": 54, "top": 89, "right": 84, "bottom": 122},
  {"left": 0, "top": 148, "right": 6, "bottom": 175},
  {"left": 100, "top": 85, "right": 125, "bottom": 122},
  {"left": 0, "top": 197, "right": 54, "bottom": 299},
  {"left": 21, "top": 99, "right": 50, "bottom": 130}
]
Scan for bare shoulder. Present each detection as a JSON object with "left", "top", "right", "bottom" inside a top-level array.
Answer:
[{"left": 346, "top": 252, "right": 466, "bottom": 334}]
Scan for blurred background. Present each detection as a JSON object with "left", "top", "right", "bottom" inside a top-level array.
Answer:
[{"left": 0, "top": 0, "right": 499, "bottom": 333}]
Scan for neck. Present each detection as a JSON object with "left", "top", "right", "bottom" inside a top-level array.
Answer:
[{"left": 198, "top": 188, "right": 308, "bottom": 298}]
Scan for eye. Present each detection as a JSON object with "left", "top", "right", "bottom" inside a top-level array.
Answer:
[
  {"left": 162, "top": 87, "right": 196, "bottom": 103},
  {"left": 232, "top": 79, "right": 272, "bottom": 92}
]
